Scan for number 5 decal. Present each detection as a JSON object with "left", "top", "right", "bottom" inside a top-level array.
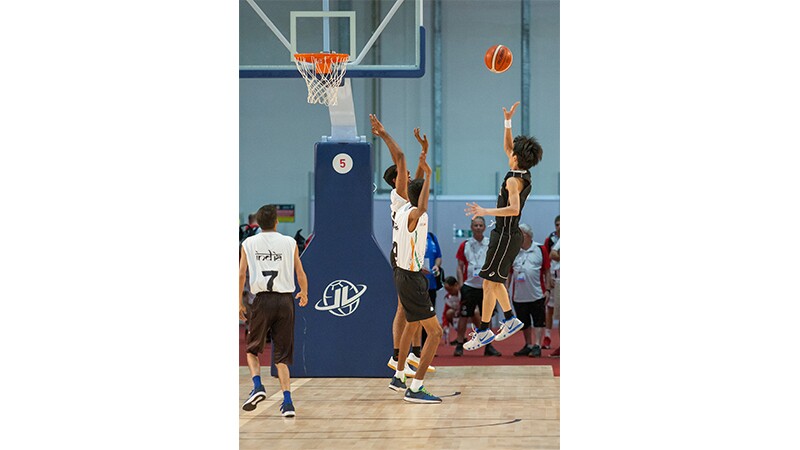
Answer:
[{"left": 262, "top": 270, "right": 278, "bottom": 291}]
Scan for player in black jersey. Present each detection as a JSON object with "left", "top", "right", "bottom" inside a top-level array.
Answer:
[{"left": 463, "top": 101, "right": 544, "bottom": 351}]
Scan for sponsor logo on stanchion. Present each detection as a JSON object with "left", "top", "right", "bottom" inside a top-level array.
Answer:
[{"left": 314, "top": 279, "right": 367, "bottom": 317}]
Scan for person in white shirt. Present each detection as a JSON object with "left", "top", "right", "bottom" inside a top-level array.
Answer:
[
  {"left": 453, "top": 217, "right": 501, "bottom": 357},
  {"left": 508, "top": 224, "right": 551, "bottom": 357},
  {"left": 370, "top": 114, "right": 436, "bottom": 376},
  {"left": 386, "top": 146, "right": 443, "bottom": 403},
  {"left": 238, "top": 205, "right": 308, "bottom": 417},
  {"left": 549, "top": 237, "right": 560, "bottom": 358}
]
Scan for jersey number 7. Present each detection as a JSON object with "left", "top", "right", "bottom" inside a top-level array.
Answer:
[{"left": 262, "top": 270, "right": 278, "bottom": 291}]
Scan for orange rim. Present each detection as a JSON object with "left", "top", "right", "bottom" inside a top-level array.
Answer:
[{"left": 294, "top": 53, "right": 349, "bottom": 74}]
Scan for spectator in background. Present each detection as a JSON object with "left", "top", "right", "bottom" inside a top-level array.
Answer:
[
  {"left": 240, "top": 213, "right": 261, "bottom": 243},
  {"left": 453, "top": 216, "right": 501, "bottom": 357},
  {"left": 543, "top": 215, "right": 559, "bottom": 349},
  {"left": 420, "top": 231, "right": 444, "bottom": 349},
  {"left": 508, "top": 224, "right": 551, "bottom": 357},
  {"left": 441, "top": 276, "right": 464, "bottom": 345},
  {"left": 549, "top": 238, "right": 560, "bottom": 358}
]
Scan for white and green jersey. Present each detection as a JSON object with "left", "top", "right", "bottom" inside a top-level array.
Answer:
[{"left": 392, "top": 203, "right": 428, "bottom": 272}]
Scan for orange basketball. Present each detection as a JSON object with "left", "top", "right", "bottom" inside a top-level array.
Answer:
[{"left": 485, "top": 45, "right": 513, "bottom": 73}]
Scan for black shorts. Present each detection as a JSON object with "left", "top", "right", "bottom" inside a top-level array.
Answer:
[
  {"left": 245, "top": 292, "right": 295, "bottom": 364},
  {"left": 394, "top": 267, "right": 436, "bottom": 322},
  {"left": 513, "top": 298, "right": 546, "bottom": 329},
  {"left": 459, "top": 284, "right": 483, "bottom": 317},
  {"left": 480, "top": 229, "right": 523, "bottom": 283}
]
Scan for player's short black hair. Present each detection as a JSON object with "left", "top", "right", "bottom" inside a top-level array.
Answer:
[
  {"left": 444, "top": 276, "right": 458, "bottom": 286},
  {"left": 555, "top": 215, "right": 560, "bottom": 225},
  {"left": 513, "top": 135, "right": 543, "bottom": 170},
  {"left": 408, "top": 178, "right": 425, "bottom": 207},
  {"left": 383, "top": 165, "right": 398, "bottom": 188},
  {"left": 255, "top": 204, "right": 278, "bottom": 230}
]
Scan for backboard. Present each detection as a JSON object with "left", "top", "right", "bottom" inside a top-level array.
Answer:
[{"left": 240, "top": 0, "right": 424, "bottom": 78}]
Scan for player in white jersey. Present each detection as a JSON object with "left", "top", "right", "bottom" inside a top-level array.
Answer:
[
  {"left": 238, "top": 205, "right": 308, "bottom": 417},
  {"left": 370, "top": 114, "right": 436, "bottom": 375},
  {"left": 388, "top": 152, "right": 443, "bottom": 403}
]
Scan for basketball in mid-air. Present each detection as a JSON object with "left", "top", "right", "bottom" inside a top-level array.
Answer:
[{"left": 485, "top": 45, "right": 513, "bottom": 73}]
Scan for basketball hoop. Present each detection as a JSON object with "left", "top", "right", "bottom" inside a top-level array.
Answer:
[{"left": 294, "top": 53, "right": 349, "bottom": 106}]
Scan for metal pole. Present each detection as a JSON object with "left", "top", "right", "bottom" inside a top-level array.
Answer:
[{"left": 521, "top": 0, "right": 531, "bottom": 136}]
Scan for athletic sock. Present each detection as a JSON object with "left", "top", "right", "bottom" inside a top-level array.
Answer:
[
  {"left": 410, "top": 378, "right": 423, "bottom": 392},
  {"left": 411, "top": 346, "right": 421, "bottom": 358},
  {"left": 283, "top": 391, "right": 292, "bottom": 404},
  {"left": 504, "top": 310, "right": 514, "bottom": 321},
  {"left": 393, "top": 348, "right": 400, "bottom": 359},
  {"left": 395, "top": 369, "right": 405, "bottom": 380},
  {"left": 545, "top": 329, "right": 551, "bottom": 337},
  {"left": 253, "top": 376, "right": 262, "bottom": 389},
  {"left": 479, "top": 321, "right": 490, "bottom": 331}
]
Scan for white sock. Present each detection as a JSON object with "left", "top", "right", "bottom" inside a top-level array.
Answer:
[
  {"left": 395, "top": 369, "right": 405, "bottom": 379},
  {"left": 545, "top": 329, "right": 551, "bottom": 337},
  {"left": 410, "top": 378, "right": 423, "bottom": 392}
]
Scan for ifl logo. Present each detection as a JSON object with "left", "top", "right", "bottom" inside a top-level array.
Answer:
[{"left": 314, "top": 279, "right": 367, "bottom": 317}]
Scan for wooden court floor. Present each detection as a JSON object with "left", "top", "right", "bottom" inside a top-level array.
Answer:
[{"left": 239, "top": 365, "right": 559, "bottom": 449}]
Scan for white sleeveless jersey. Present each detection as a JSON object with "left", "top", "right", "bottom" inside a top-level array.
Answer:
[
  {"left": 393, "top": 204, "right": 428, "bottom": 272},
  {"left": 389, "top": 188, "right": 409, "bottom": 268},
  {"left": 242, "top": 231, "right": 297, "bottom": 294}
]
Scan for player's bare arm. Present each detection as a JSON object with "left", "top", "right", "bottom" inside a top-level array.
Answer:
[
  {"left": 503, "top": 101, "right": 520, "bottom": 158},
  {"left": 294, "top": 246, "right": 309, "bottom": 307},
  {"left": 464, "top": 177, "right": 522, "bottom": 219},
  {"left": 370, "top": 114, "right": 409, "bottom": 199},
  {"left": 239, "top": 247, "right": 249, "bottom": 321},
  {"left": 413, "top": 127, "right": 429, "bottom": 180},
  {"left": 407, "top": 155, "right": 432, "bottom": 230}
]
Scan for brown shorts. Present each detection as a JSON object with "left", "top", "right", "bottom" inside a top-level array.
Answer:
[{"left": 245, "top": 292, "right": 295, "bottom": 365}]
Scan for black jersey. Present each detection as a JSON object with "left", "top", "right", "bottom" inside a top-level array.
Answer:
[{"left": 495, "top": 170, "right": 531, "bottom": 235}]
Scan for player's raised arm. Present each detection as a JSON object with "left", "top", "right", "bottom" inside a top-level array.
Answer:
[
  {"left": 503, "top": 101, "right": 520, "bottom": 158},
  {"left": 413, "top": 127, "right": 429, "bottom": 180},
  {"left": 370, "top": 114, "right": 408, "bottom": 198},
  {"left": 408, "top": 152, "right": 432, "bottom": 229},
  {"left": 464, "top": 177, "right": 523, "bottom": 220}
]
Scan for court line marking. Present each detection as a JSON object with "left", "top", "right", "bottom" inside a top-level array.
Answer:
[{"left": 239, "top": 378, "right": 312, "bottom": 428}]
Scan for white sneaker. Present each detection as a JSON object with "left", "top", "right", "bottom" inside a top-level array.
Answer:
[
  {"left": 387, "top": 356, "right": 417, "bottom": 377},
  {"left": 463, "top": 328, "right": 495, "bottom": 351},
  {"left": 495, "top": 317, "right": 524, "bottom": 341},
  {"left": 406, "top": 352, "right": 436, "bottom": 373}
]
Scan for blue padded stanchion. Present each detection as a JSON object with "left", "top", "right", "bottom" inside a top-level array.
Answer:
[{"left": 271, "top": 141, "right": 395, "bottom": 377}]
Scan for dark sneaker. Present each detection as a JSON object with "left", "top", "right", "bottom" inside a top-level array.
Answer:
[
  {"left": 449, "top": 340, "right": 458, "bottom": 346},
  {"left": 242, "top": 385, "right": 267, "bottom": 411},
  {"left": 454, "top": 343, "right": 463, "bottom": 357},
  {"left": 514, "top": 345, "right": 532, "bottom": 356},
  {"left": 542, "top": 336, "right": 551, "bottom": 349},
  {"left": 388, "top": 376, "right": 407, "bottom": 392},
  {"left": 529, "top": 345, "right": 542, "bottom": 358},
  {"left": 484, "top": 343, "right": 502, "bottom": 356},
  {"left": 280, "top": 401, "right": 296, "bottom": 417},
  {"left": 403, "top": 386, "right": 442, "bottom": 404}
]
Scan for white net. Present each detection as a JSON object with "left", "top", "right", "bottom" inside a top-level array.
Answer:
[{"left": 294, "top": 53, "right": 349, "bottom": 106}]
